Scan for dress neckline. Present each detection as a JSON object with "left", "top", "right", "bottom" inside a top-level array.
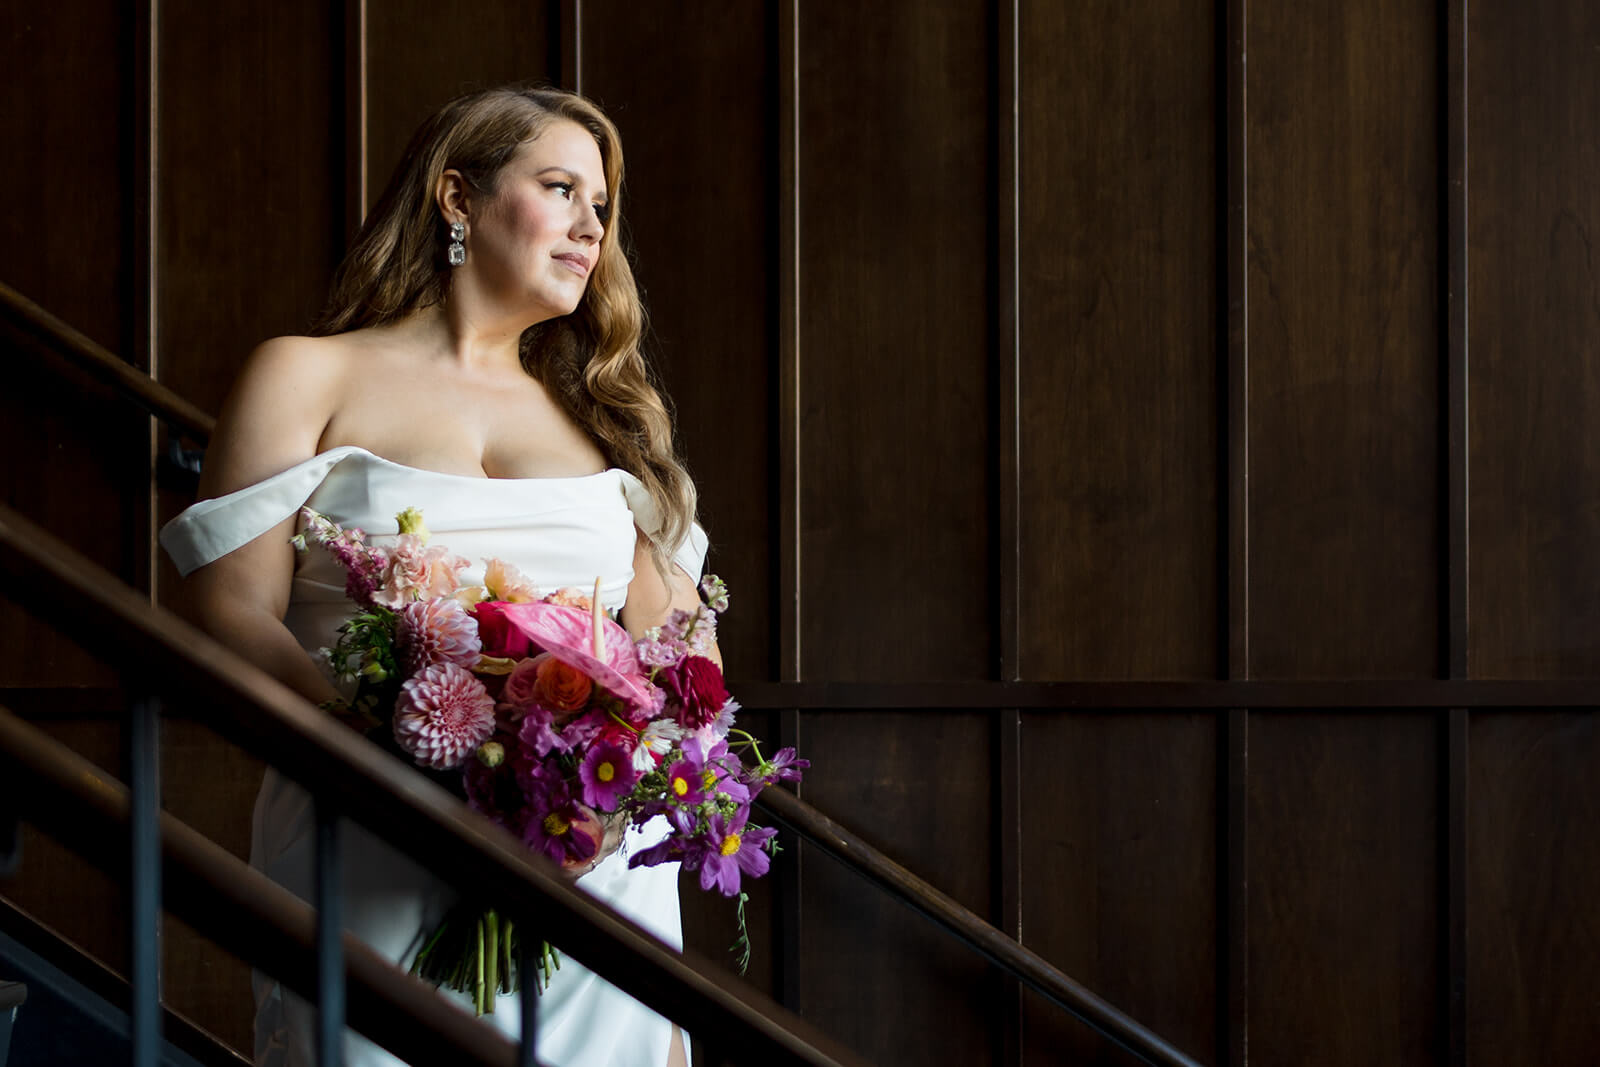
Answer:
[{"left": 324, "top": 445, "right": 622, "bottom": 486}]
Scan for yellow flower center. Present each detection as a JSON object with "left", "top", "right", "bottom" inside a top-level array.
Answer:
[
  {"left": 719, "top": 833, "right": 742, "bottom": 857},
  {"left": 671, "top": 776, "right": 689, "bottom": 797},
  {"left": 598, "top": 761, "right": 615, "bottom": 783},
  {"left": 543, "top": 813, "right": 570, "bottom": 836}
]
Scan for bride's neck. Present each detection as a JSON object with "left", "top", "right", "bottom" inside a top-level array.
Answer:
[{"left": 392, "top": 303, "right": 539, "bottom": 374}]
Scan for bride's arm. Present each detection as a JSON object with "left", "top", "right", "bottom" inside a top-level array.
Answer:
[
  {"left": 618, "top": 528, "right": 721, "bottom": 668},
  {"left": 179, "top": 338, "right": 344, "bottom": 705}
]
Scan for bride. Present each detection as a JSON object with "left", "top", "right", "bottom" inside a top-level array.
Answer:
[{"left": 161, "top": 86, "right": 704, "bottom": 1067}]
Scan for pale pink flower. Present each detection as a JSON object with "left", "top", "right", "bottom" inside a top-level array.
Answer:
[
  {"left": 544, "top": 588, "right": 595, "bottom": 611},
  {"left": 396, "top": 598, "right": 481, "bottom": 675},
  {"left": 373, "top": 534, "right": 469, "bottom": 608},
  {"left": 484, "top": 558, "right": 541, "bottom": 603},
  {"left": 501, "top": 656, "right": 544, "bottom": 709},
  {"left": 393, "top": 662, "right": 495, "bottom": 769}
]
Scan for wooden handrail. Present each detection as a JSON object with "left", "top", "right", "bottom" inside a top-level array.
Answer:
[
  {"left": 0, "top": 281, "right": 214, "bottom": 442},
  {"left": 0, "top": 708, "right": 509, "bottom": 1066},
  {"left": 755, "top": 787, "right": 1204, "bottom": 1067},
  {"left": 0, "top": 502, "right": 865, "bottom": 1067}
]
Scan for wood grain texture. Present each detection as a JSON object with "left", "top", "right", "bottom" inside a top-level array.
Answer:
[
  {"left": 1017, "top": 0, "right": 1219, "bottom": 681},
  {"left": 364, "top": 1, "right": 556, "bottom": 217},
  {"left": 1245, "top": 0, "right": 1440, "bottom": 678},
  {"left": 1018, "top": 713, "right": 1216, "bottom": 1067},
  {"left": 1466, "top": 0, "right": 1600, "bottom": 677},
  {"left": 797, "top": 711, "right": 995, "bottom": 1065},
  {"left": 579, "top": 0, "right": 778, "bottom": 677},
  {"left": 1468, "top": 713, "right": 1600, "bottom": 1063},
  {"left": 1248, "top": 713, "right": 1439, "bottom": 1066},
  {"left": 0, "top": 4, "right": 139, "bottom": 687},
  {"left": 796, "top": 1, "right": 993, "bottom": 681},
  {"left": 156, "top": 1, "right": 344, "bottom": 417}
]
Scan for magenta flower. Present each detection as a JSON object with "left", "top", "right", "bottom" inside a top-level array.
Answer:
[
  {"left": 658, "top": 655, "right": 729, "bottom": 731},
  {"left": 663, "top": 755, "right": 709, "bottom": 806},
  {"left": 694, "top": 808, "right": 777, "bottom": 897},
  {"left": 755, "top": 746, "right": 810, "bottom": 786},
  {"left": 396, "top": 597, "right": 481, "bottom": 675},
  {"left": 516, "top": 704, "right": 571, "bottom": 757},
  {"left": 579, "top": 741, "right": 640, "bottom": 810},
  {"left": 518, "top": 765, "right": 601, "bottom": 866},
  {"left": 496, "top": 601, "right": 653, "bottom": 711},
  {"left": 393, "top": 662, "right": 495, "bottom": 769}
]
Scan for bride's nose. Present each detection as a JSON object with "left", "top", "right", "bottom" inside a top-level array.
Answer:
[{"left": 572, "top": 203, "right": 604, "bottom": 243}]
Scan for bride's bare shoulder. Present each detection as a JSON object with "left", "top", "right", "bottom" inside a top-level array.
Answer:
[{"left": 201, "top": 334, "right": 361, "bottom": 496}]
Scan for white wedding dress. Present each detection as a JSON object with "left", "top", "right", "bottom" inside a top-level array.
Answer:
[{"left": 161, "top": 445, "right": 706, "bottom": 1067}]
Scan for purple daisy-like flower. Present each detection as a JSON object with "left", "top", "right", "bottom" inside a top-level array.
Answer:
[
  {"left": 396, "top": 597, "right": 481, "bottom": 675},
  {"left": 664, "top": 754, "right": 709, "bottom": 806},
  {"left": 518, "top": 768, "right": 601, "bottom": 866},
  {"left": 393, "top": 662, "right": 496, "bottom": 769},
  {"left": 755, "top": 746, "right": 810, "bottom": 785},
  {"left": 579, "top": 741, "right": 640, "bottom": 810},
  {"left": 695, "top": 807, "right": 778, "bottom": 897}
]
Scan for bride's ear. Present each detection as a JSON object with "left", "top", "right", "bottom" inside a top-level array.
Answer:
[{"left": 435, "top": 168, "right": 472, "bottom": 227}]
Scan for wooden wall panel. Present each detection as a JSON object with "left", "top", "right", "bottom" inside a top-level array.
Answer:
[
  {"left": 156, "top": 1, "right": 344, "bottom": 417},
  {"left": 1468, "top": 713, "right": 1600, "bottom": 1063},
  {"left": 798, "top": 711, "right": 994, "bottom": 1064},
  {"left": 1248, "top": 714, "right": 1438, "bottom": 1065},
  {"left": 1017, "top": 0, "right": 1219, "bottom": 681},
  {"left": 0, "top": 2, "right": 139, "bottom": 687},
  {"left": 365, "top": 2, "right": 557, "bottom": 214},
  {"left": 1018, "top": 713, "right": 1215, "bottom": 1066},
  {"left": 1467, "top": 0, "right": 1600, "bottom": 677},
  {"left": 796, "top": 2, "right": 992, "bottom": 682},
  {"left": 1245, "top": 0, "right": 1440, "bottom": 678},
  {"left": 580, "top": 1, "right": 778, "bottom": 677}
]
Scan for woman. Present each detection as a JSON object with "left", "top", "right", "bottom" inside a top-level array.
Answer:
[{"left": 161, "top": 86, "right": 704, "bottom": 1067}]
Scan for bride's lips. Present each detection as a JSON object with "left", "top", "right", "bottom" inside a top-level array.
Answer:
[{"left": 554, "top": 253, "right": 592, "bottom": 277}]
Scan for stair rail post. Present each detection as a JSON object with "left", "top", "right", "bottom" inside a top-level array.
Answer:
[
  {"left": 314, "top": 801, "right": 346, "bottom": 1067},
  {"left": 127, "top": 693, "right": 162, "bottom": 1067}
]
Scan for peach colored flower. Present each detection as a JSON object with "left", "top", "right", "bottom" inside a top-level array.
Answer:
[
  {"left": 372, "top": 534, "right": 469, "bottom": 608},
  {"left": 534, "top": 654, "right": 593, "bottom": 713},
  {"left": 544, "top": 587, "right": 594, "bottom": 612},
  {"left": 485, "top": 558, "right": 541, "bottom": 603}
]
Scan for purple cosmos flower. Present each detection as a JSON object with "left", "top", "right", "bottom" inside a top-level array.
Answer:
[
  {"left": 756, "top": 746, "right": 810, "bottom": 785},
  {"left": 518, "top": 765, "right": 601, "bottom": 865},
  {"left": 579, "top": 741, "right": 640, "bottom": 810},
  {"left": 694, "top": 807, "right": 778, "bottom": 897}
]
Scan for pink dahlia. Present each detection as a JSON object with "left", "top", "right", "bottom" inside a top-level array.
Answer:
[
  {"left": 396, "top": 597, "right": 481, "bottom": 675},
  {"left": 393, "top": 662, "right": 495, "bottom": 769},
  {"left": 659, "top": 655, "right": 730, "bottom": 731}
]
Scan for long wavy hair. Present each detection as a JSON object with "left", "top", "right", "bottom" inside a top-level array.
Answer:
[{"left": 312, "top": 85, "right": 696, "bottom": 563}]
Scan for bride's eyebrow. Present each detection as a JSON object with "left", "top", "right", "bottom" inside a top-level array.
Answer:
[{"left": 535, "top": 166, "right": 609, "bottom": 204}]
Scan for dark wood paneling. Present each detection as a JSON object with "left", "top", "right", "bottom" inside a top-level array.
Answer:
[
  {"left": 798, "top": 711, "right": 994, "bottom": 1064},
  {"left": 0, "top": 3, "right": 138, "bottom": 687},
  {"left": 1246, "top": 0, "right": 1439, "bottom": 678},
  {"left": 1467, "top": 0, "right": 1600, "bottom": 678},
  {"left": 1468, "top": 713, "right": 1600, "bottom": 1063},
  {"left": 156, "top": 2, "right": 344, "bottom": 417},
  {"left": 1017, "top": 0, "right": 1219, "bottom": 681},
  {"left": 1249, "top": 713, "right": 1438, "bottom": 1065},
  {"left": 580, "top": 1, "right": 777, "bottom": 677},
  {"left": 796, "top": 2, "right": 992, "bottom": 681},
  {"left": 1018, "top": 713, "right": 1216, "bottom": 1066},
  {"left": 364, "top": 2, "right": 557, "bottom": 214}
]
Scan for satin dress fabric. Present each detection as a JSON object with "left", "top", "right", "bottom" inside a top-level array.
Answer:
[{"left": 161, "top": 446, "right": 706, "bottom": 1067}]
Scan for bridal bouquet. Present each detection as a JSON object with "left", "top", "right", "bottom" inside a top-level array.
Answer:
[{"left": 293, "top": 506, "right": 805, "bottom": 1012}]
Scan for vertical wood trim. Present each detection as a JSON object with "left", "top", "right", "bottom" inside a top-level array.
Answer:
[
  {"left": 776, "top": 0, "right": 803, "bottom": 1018},
  {"left": 560, "top": 0, "right": 582, "bottom": 95},
  {"left": 778, "top": 0, "right": 801, "bottom": 684},
  {"left": 1219, "top": 0, "right": 1249, "bottom": 1064},
  {"left": 992, "top": 2, "right": 1023, "bottom": 1064},
  {"left": 134, "top": 0, "right": 158, "bottom": 606},
  {"left": 343, "top": 0, "right": 368, "bottom": 239},
  {"left": 1441, "top": 2, "right": 1469, "bottom": 1064}
]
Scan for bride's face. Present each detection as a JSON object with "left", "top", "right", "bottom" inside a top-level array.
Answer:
[{"left": 467, "top": 120, "right": 609, "bottom": 321}]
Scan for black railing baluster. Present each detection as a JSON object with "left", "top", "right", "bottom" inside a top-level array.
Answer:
[
  {"left": 0, "top": 777, "right": 19, "bottom": 878},
  {"left": 127, "top": 694, "right": 161, "bottom": 1067},
  {"left": 315, "top": 803, "right": 345, "bottom": 1067},
  {"left": 518, "top": 923, "right": 539, "bottom": 1067}
]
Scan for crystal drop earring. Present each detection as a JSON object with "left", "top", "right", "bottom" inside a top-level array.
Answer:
[{"left": 447, "top": 221, "right": 466, "bottom": 267}]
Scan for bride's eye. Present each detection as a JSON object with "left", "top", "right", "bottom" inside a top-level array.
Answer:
[{"left": 546, "top": 181, "right": 575, "bottom": 199}]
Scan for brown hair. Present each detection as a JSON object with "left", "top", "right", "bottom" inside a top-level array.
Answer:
[{"left": 312, "top": 85, "right": 696, "bottom": 563}]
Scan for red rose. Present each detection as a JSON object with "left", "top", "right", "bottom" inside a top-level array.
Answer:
[
  {"left": 472, "top": 601, "right": 533, "bottom": 659},
  {"left": 660, "top": 655, "right": 729, "bottom": 730}
]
